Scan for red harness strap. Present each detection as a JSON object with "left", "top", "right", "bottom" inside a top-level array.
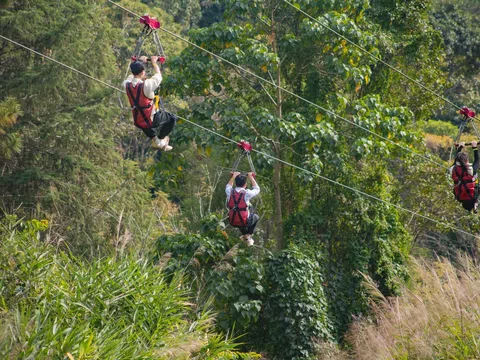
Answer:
[
  {"left": 228, "top": 190, "right": 249, "bottom": 227},
  {"left": 126, "top": 82, "right": 154, "bottom": 129},
  {"left": 452, "top": 165, "right": 476, "bottom": 201}
]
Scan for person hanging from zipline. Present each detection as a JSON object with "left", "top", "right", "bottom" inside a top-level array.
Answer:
[
  {"left": 124, "top": 55, "right": 176, "bottom": 151},
  {"left": 451, "top": 141, "right": 479, "bottom": 213},
  {"left": 226, "top": 172, "right": 260, "bottom": 246}
]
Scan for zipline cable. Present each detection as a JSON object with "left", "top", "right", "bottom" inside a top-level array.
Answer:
[
  {"left": 0, "top": 35, "right": 121, "bottom": 93},
  {"left": 283, "top": 0, "right": 480, "bottom": 124},
  {"left": 106, "top": 0, "right": 448, "bottom": 171},
  {"left": 1, "top": 34, "right": 475, "bottom": 239}
]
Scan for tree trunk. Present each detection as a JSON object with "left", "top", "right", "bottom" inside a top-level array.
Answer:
[
  {"left": 273, "top": 144, "right": 283, "bottom": 249},
  {"left": 271, "top": 7, "right": 283, "bottom": 250}
]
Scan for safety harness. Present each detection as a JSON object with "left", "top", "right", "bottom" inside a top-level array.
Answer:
[
  {"left": 122, "top": 14, "right": 167, "bottom": 117},
  {"left": 449, "top": 106, "right": 479, "bottom": 204},
  {"left": 125, "top": 82, "right": 154, "bottom": 129},
  {"left": 452, "top": 165, "right": 477, "bottom": 202},
  {"left": 231, "top": 140, "right": 256, "bottom": 177},
  {"left": 449, "top": 106, "right": 477, "bottom": 163},
  {"left": 226, "top": 140, "right": 259, "bottom": 227},
  {"left": 228, "top": 190, "right": 249, "bottom": 227}
]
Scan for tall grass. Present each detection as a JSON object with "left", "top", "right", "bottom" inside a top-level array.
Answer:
[
  {"left": 346, "top": 256, "right": 480, "bottom": 359},
  {"left": 0, "top": 215, "right": 260, "bottom": 359}
]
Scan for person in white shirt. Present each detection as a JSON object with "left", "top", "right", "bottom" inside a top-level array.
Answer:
[
  {"left": 124, "top": 55, "right": 176, "bottom": 151},
  {"left": 226, "top": 172, "right": 260, "bottom": 246}
]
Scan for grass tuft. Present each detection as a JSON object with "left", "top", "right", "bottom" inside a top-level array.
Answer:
[{"left": 346, "top": 255, "right": 480, "bottom": 359}]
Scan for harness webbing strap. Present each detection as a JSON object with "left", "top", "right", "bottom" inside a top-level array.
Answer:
[
  {"left": 449, "top": 117, "right": 469, "bottom": 166},
  {"left": 231, "top": 191, "right": 247, "bottom": 226},
  {"left": 472, "top": 121, "right": 480, "bottom": 140},
  {"left": 126, "top": 83, "right": 152, "bottom": 127},
  {"left": 231, "top": 151, "right": 256, "bottom": 174},
  {"left": 454, "top": 166, "right": 475, "bottom": 201}
]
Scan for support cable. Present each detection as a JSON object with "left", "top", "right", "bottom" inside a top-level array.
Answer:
[
  {"left": 1, "top": 34, "right": 474, "bottom": 238},
  {"left": 105, "top": 0, "right": 448, "bottom": 170},
  {"left": 283, "top": 0, "right": 480, "bottom": 123}
]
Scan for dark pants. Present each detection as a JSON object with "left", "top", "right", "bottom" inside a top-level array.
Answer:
[
  {"left": 140, "top": 111, "right": 176, "bottom": 139},
  {"left": 461, "top": 200, "right": 477, "bottom": 212},
  {"left": 460, "top": 185, "right": 479, "bottom": 212},
  {"left": 238, "top": 213, "right": 259, "bottom": 236}
]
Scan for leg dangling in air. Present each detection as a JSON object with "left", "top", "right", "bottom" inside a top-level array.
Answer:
[
  {"left": 238, "top": 213, "right": 259, "bottom": 247},
  {"left": 141, "top": 126, "right": 168, "bottom": 151},
  {"left": 153, "top": 110, "right": 177, "bottom": 151}
]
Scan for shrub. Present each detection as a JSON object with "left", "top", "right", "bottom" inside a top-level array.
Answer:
[
  {"left": 263, "top": 247, "right": 332, "bottom": 360},
  {"left": 420, "top": 119, "right": 458, "bottom": 138},
  {"left": 153, "top": 214, "right": 232, "bottom": 274},
  {"left": 209, "top": 247, "right": 265, "bottom": 334},
  {"left": 285, "top": 198, "right": 410, "bottom": 338},
  {"left": 154, "top": 215, "right": 267, "bottom": 347},
  {"left": 0, "top": 215, "right": 260, "bottom": 359}
]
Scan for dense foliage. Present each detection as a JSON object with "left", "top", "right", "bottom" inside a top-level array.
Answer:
[
  {"left": 1, "top": 0, "right": 479, "bottom": 358},
  {"left": 263, "top": 247, "right": 331, "bottom": 359},
  {"left": 0, "top": 216, "right": 259, "bottom": 358}
]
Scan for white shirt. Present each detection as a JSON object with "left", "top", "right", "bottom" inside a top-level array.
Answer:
[
  {"left": 450, "top": 163, "right": 475, "bottom": 178},
  {"left": 123, "top": 73, "right": 163, "bottom": 119},
  {"left": 225, "top": 184, "right": 260, "bottom": 205}
]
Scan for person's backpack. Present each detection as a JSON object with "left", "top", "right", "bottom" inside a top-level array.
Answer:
[
  {"left": 452, "top": 165, "right": 477, "bottom": 201},
  {"left": 227, "top": 190, "right": 248, "bottom": 227}
]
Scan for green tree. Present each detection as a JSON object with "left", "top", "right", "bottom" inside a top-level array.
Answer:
[
  {"left": 431, "top": 0, "right": 480, "bottom": 121},
  {"left": 366, "top": 0, "right": 447, "bottom": 119},
  {"left": 285, "top": 167, "right": 411, "bottom": 336},
  {"left": 0, "top": 0, "right": 179, "bottom": 255},
  {"left": 166, "top": 0, "right": 428, "bottom": 250}
]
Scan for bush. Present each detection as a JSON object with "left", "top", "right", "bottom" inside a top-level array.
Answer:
[
  {"left": 0, "top": 215, "right": 260, "bottom": 359},
  {"left": 154, "top": 215, "right": 268, "bottom": 348},
  {"left": 153, "top": 214, "right": 232, "bottom": 273},
  {"left": 285, "top": 198, "right": 410, "bottom": 338},
  {"left": 263, "top": 247, "right": 332, "bottom": 360},
  {"left": 420, "top": 119, "right": 458, "bottom": 138},
  {"left": 209, "top": 248, "right": 265, "bottom": 334}
]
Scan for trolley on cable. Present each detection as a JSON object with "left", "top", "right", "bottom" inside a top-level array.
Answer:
[{"left": 131, "top": 15, "right": 166, "bottom": 65}]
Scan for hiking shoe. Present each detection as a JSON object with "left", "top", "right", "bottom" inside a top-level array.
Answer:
[
  {"left": 163, "top": 145, "right": 173, "bottom": 152},
  {"left": 245, "top": 237, "right": 254, "bottom": 247},
  {"left": 151, "top": 139, "right": 162, "bottom": 150},
  {"left": 152, "top": 137, "right": 168, "bottom": 150},
  {"left": 159, "top": 136, "right": 170, "bottom": 146}
]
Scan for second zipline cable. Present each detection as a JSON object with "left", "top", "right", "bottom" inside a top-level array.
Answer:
[
  {"left": 1, "top": 34, "right": 473, "bottom": 238},
  {"left": 106, "top": 0, "right": 449, "bottom": 171}
]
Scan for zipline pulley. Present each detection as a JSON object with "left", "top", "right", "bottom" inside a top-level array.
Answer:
[
  {"left": 231, "top": 140, "right": 256, "bottom": 177},
  {"left": 131, "top": 15, "right": 166, "bottom": 65},
  {"left": 449, "top": 106, "right": 477, "bottom": 162}
]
